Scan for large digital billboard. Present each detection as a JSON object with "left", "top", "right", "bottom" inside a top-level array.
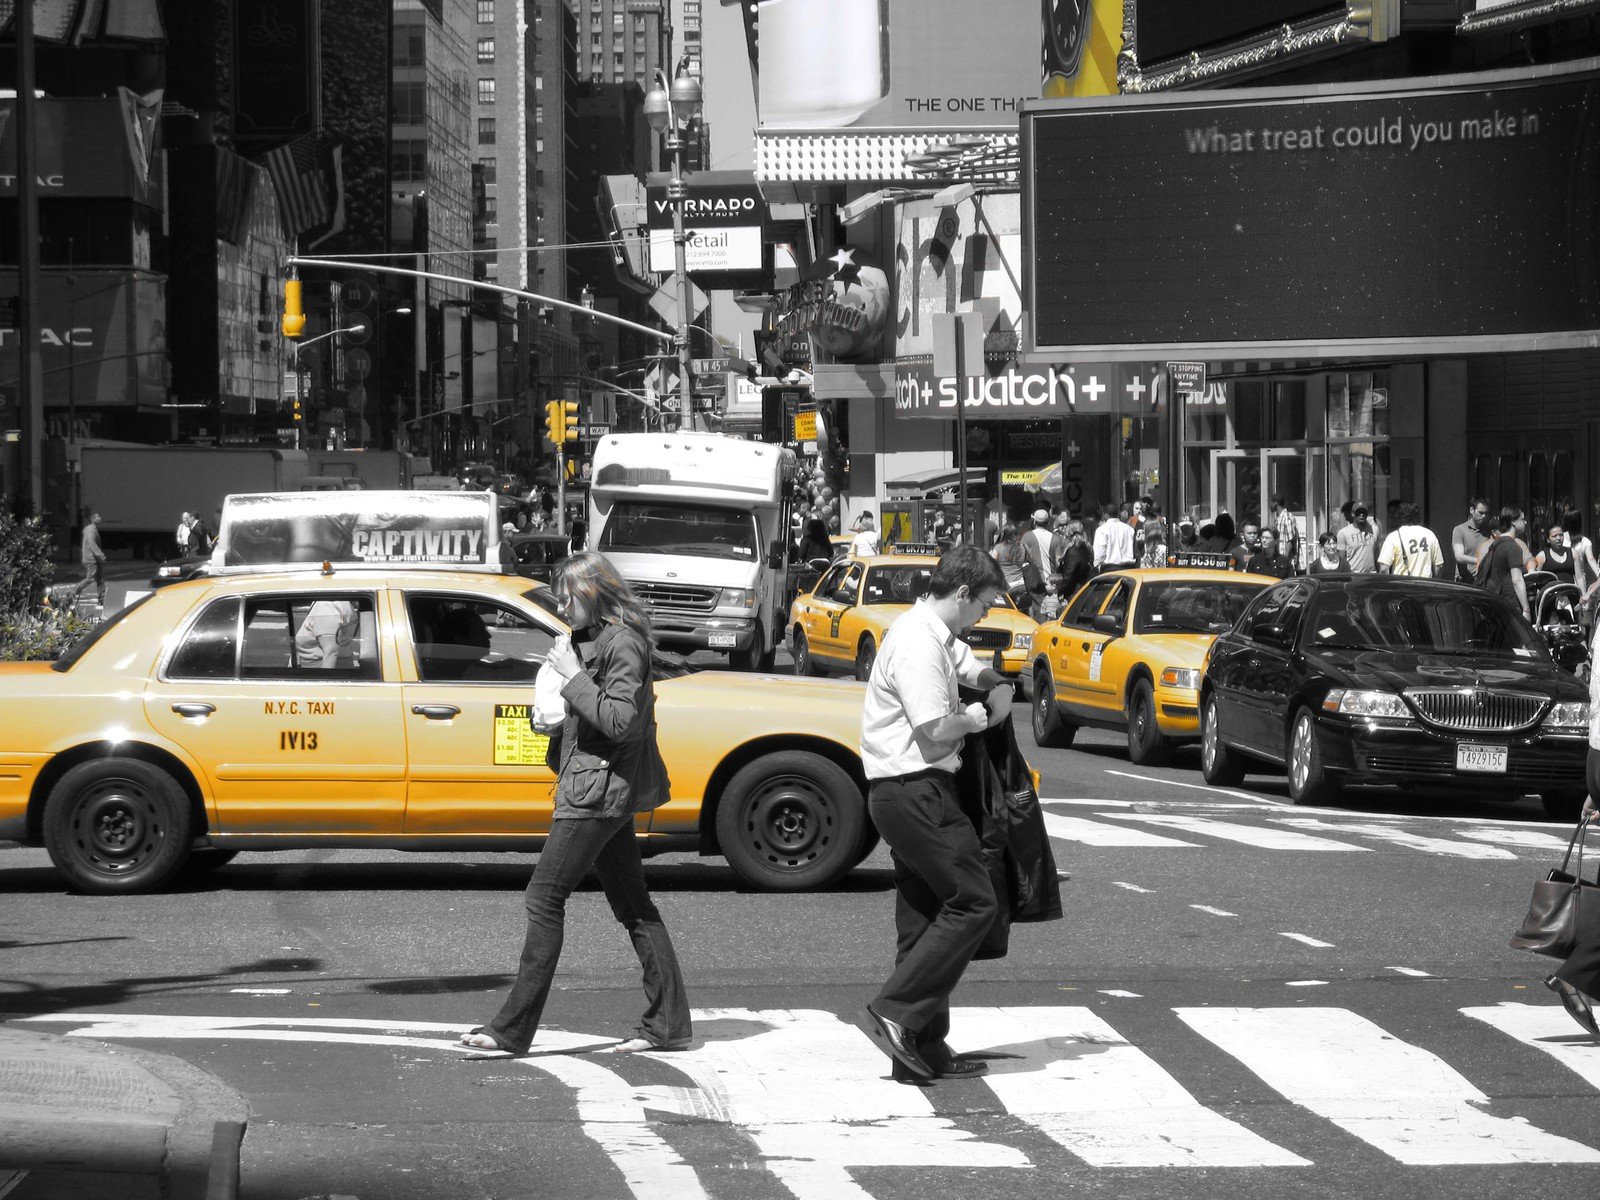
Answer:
[{"left": 1023, "top": 58, "right": 1600, "bottom": 361}]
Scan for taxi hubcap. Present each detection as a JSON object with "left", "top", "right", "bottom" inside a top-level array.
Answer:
[
  {"left": 746, "top": 777, "right": 831, "bottom": 861},
  {"left": 75, "top": 782, "right": 155, "bottom": 868}
]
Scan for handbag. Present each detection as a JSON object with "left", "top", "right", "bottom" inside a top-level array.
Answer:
[{"left": 1509, "top": 815, "right": 1600, "bottom": 957}]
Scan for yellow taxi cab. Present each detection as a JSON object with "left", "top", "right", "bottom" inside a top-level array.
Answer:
[
  {"left": 0, "top": 567, "right": 876, "bottom": 895},
  {"left": 788, "top": 545, "right": 1039, "bottom": 683},
  {"left": 1030, "top": 566, "right": 1273, "bottom": 763}
]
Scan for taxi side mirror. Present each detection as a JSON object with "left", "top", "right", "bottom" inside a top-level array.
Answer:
[{"left": 1092, "top": 612, "right": 1123, "bottom": 637}]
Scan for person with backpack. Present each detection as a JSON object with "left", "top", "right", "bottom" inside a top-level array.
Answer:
[
  {"left": 1376, "top": 502, "right": 1444, "bottom": 578},
  {"left": 1477, "top": 509, "right": 1531, "bottom": 619}
]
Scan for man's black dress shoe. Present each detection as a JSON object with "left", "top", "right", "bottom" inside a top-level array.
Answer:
[
  {"left": 865, "top": 1005, "right": 934, "bottom": 1079},
  {"left": 922, "top": 1040, "right": 989, "bottom": 1078}
]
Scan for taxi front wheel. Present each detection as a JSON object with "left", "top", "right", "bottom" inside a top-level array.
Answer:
[
  {"left": 1126, "top": 679, "right": 1172, "bottom": 766},
  {"left": 715, "top": 751, "right": 866, "bottom": 891},
  {"left": 43, "top": 758, "right": 193, "bottom": 894}
]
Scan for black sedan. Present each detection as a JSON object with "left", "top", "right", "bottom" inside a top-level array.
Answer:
[
  {"left": 1200, "top": 574, "right": 1590, "bottom": 819},
  {"left": 506, "top": 530, "right": 570, "bottom": 584}
]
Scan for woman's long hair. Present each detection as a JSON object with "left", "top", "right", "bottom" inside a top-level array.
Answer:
[{"left": 553, "top": 550, "right": 652, "bottom": 641}]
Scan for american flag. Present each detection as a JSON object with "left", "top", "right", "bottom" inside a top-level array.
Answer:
[{"left": 264, "top": 131, "right": 333, "bottom": 237}]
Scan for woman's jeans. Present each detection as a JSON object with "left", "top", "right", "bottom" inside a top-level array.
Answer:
[{"left": 485, "top": 814, "right": 691, "bottom": 1054}]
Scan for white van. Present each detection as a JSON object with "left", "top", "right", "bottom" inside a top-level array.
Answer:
[{"left": 589, "top": 433, "right": 795, "bottom": 670}]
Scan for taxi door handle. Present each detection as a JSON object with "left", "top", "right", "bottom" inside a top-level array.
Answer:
[
  {"left": 171, "top": 702, "right": 215, "bottom": 718},
  {"left": 411, "top": 704, "right": 461, "bottom": 720},
  {"left": 1081, "top": 642, "right": 1091, "bottom": 651}
]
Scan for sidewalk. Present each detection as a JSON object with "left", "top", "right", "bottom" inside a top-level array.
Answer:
[{"left": 0, "top": 1025, "right": 247, "bottom": 1200}]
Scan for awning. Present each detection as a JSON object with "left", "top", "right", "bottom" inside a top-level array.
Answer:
[{"left": 885, "top": 466, "right": 986, "bottom": 498}]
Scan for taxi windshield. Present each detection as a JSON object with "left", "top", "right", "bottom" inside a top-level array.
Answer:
[
  {"left": 1134, "top": 580, "right": 1261, "bottom": 635},
  {"left": 1305, "top": 587, "right": 1548, "bottom": 657},
  {"left": 597, "top": 501, "right": 757, "bottom": 562}
]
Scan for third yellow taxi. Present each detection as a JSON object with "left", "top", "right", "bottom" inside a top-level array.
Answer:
[
  {"left": 1029, "top": 565, "right": 1273, "bottom": 763},
  {"left": 788, "top": 545, "right": 1039, "bottom": 683}
]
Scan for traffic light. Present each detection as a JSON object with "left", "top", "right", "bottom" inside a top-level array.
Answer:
[
  {"left": 561, "top": 400, "right": 579, "bottom": 443},
  {"left": 565, "top": 458, "right": 578, "bottom": 481},
  {"left": 544, "top": 399, "right": 565, "bottom": 444},
  {"left": 292, "top": 397, "right": 303, "bottom": 423},
  {"left": 282, "top": 279, "right": 306, "bottom": 338}
]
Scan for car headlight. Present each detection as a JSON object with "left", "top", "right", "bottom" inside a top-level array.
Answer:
[
  {"left": 717, "top": 587, "right": 755, "bottom": 610},
  {"left": 157, "top": 565, "right": 181, "bottom": 578},
  {"left": 1323, "top": 688, "right": 1411, "bottom": 719},
  {"left": 1011, "top": 632, "right": 1031, "bottom": 651},
  {"left": 1545, "top": 701, "right": 1590, "bottom": 731},
  {"left": 1160, "top": 667, "right": 1200, "bottom": 690}
]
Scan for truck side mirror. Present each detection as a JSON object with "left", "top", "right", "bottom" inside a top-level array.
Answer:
[{"left": 768, "top": 539, "right": 786, "bottom": 570}]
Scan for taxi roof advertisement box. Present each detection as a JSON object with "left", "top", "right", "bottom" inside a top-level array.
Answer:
[
  {"left": 1022, "top": 57, "right": 1600, "bottom": 362},
  {"left": 215, "top": 491, "right": 500, "bottom": 570},
  {"left": 756, "top": 0, "right": 1035, "bottom": 131}
]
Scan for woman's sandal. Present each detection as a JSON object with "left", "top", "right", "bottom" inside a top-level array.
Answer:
[
  {"left": 458, "top": 1028, "right": 514, "bottom": 1055},
  {"left": 1546, "top": 975, "right": 1600, "bottom": 1036}
]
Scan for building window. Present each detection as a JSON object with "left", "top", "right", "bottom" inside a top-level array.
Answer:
[
  {"left": 613, "top": 11, "right": 623, "bottom": 23},
  {"left": 479, "top": 156, "right": 497, "bottom": 184},
  {"left": 535, "top": 169, "right": 545, "bottom": 186},
  {"left": 477, "top": 37, "right": 495, "bottom": 61},
  {"left": 391, "top": 141, "right": 425, "bottom": 183},
  {"left": 392, "top": 81, "right": 426, "bottom": 125},
  {"left": 591, "top": 32, "right": 601, "bottom": 45},
  {"left": 534, "top": 137, "right": 544, "bottom": 153},
  {"left": 478, "top": 78, "right": 496, "bottom": 103},
  {"left": 396, "top": 30, "right": 425, "bottom": 67},
  {"left": 477, "top": 0, "right": 494, "bottom": 22},
  {"left": 535, "top": 74, "right": 544, "bottom": 90},
  {"left": 478, "top": 117, "right": 496, "bottom": 144},
  {"left": 535, "top": 104, "right": 544, "bottom": 124}
]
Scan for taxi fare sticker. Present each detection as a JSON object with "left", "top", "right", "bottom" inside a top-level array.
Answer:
[{"left": 493, "top": 703, "right": 550, "bottom": 766}]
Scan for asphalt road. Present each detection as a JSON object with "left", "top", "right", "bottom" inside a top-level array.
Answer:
[{"left": 4, "top": 673, "right": 1598, "bottom": 1200}]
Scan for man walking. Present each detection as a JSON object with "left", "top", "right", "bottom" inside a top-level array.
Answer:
[
  {"left": 860, "top": 545, "right": 1012, "bottom": 1083},
  {"left": 1092, "top": 502, "right": 1135, "bottom": 570},
  {"left": 75, "top": 510, "right": 107, "bottom": 608},
  {"left": 1451, "top": 497, "right": 1491, "bottom": 584},
  {"left": 1336, "top": 503, "right": 1380, "bottom": 572},
  {"left": 1377, "top": 502, "right": 1445, "bottom": 578},
  {"left": 1023, "top": 508, "right": 1054, "bottom": 578}
]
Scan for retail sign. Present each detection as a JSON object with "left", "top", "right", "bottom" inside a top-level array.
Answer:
[
  {"left": 1167, "top": 362, "right": 1207, "bottom": 395},
  {"left": 757, "top": 0, "right": 1035, "bottom": 131},
  {"left": 1024, "top": 57, "right": 1600, "bottom": 360},
  {"left": 646, "top": 177, "right": 766, "bottom": 273},
  {"left": 892, "top": 360, "right": 1164, "bottom": 420}
]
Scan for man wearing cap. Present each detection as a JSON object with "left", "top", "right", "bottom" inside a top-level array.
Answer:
[
  {"left": 1023, "top": 508, "right": 1055, "bottom": 578},
  {"left": 1337, "top": 503, "right": 1380, "bottom": 573}
]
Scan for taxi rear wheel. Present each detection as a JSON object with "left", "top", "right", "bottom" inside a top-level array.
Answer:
[
  {"left": 854, "top": 636, "right": 877, "bottom": 683},
  {"left": 715, "top": 751, "right": 866, "bottom": 891},
  {"left": 1031, "top": 666, "right": 1078, "bottom": 748},
  {"left": 1125, "top": 679, "right": 1172, "bottom": 766},
  {"left": 793, "top": 628, "right": 819, "bottom": 676},
  {"left": 43, "top": 759, "right": 193, "bottom": 894}
]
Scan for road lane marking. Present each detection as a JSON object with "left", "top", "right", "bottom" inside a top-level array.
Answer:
[
  {"left": 1098, "top": 990, "right": 1143, "bottom": 998},
  {"left": 1462, "top": 1003, "right": 1600, "bottom": 1092},
  {"left": 633, "top": 1008, "right": 1028, "bottom": 1200},
  {"left": 1105, "top": 813, "right": 1369, "bottom": 852},
  {"left": 1271, "top": 818, "right": 1517, "bottom": 860},
  {"left": 947, "top": 1006, "right": 1308, "bottom": 1168},
  {"left": 1178, "top": 1007, "right": 1600, "bottom": 1165},
  {"left": 1043, "top": 812, "right": 1198, "bottom": 848},
  {"left": 1112, "top": 881, "right": 1153, "bottom": 893},
  {"left": 1279, "top": 933, "right": 1335, "bottom": 948},
  {"left": 229, "top": 988, "right": 291, "bottom": 995},
  {"left": 1040, "top": 797, "right": 1135, "bottom": 807},
  {"left": 1190, "top": 905, "right": 1238, "bottom": 917},
  {"left": 1285, "top": 981, "right": 1328, "bottom": 987},
  {"left": 1454, "top": 828, "right": 1574, "bottom": 853},
  {"left": 1387, "top": 967, "right": 1432, "bottom": 978},
  {"left": 1104, "top": 770, "right": 1288, "bottom": 806}
]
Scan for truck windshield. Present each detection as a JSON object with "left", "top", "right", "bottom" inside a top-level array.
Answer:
[{"left": 598, "top": 501, "right": 759, "bottom": 562}]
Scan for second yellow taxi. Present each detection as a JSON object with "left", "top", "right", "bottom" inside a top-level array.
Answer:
[
  {"left": 788, "top": 547, "right": 1039, "bottom": 683},
  {"left": 1030, "top": 567, "right": 1273, "bottom": 763}
]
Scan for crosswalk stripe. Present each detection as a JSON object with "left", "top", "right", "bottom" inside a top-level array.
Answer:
[
  {"left": 1177, "top": 1007, "right": 1600, "bottom": 1164},
  {"left": 1042, "top": 811, "right": 1198, "bottom": 847},
  {"left": 1104, "top": 813, "right": 1370, "bottom": 852},
  {"left": 1461, "top": 1003, "right": 1600, "bottom": 1091},
  {"left": 1455, "top": 829, "right": 1575, "bottom": 853},
  {"left": 947, "top": 1006, "right": 1309, "bottom": 1167},
  {"left": 633, "top": 1008, "right": 1029, "bottom": 1200},
  {"left": 1270, "top": 818, "right": 1517, "bottom": 860}
]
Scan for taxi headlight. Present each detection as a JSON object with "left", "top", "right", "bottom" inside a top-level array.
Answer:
[
  {"left": 1323, "top": 688, "right": 1411, "bottom": 719},
  {"left": 157, "top": 565, "right": 181, "bottom": 578},
  {"left": 717, "top": 587, "right": 755, "bottom": 610},
  {"left": 1011, "top": 632, "right": 1031, "bottom": 651},
  {"left": 1545, "top": 701, "right": 1589, "bottom": 731},
  {"left": 1160, "top": 667, "right": 1200, "bottom": 690}
]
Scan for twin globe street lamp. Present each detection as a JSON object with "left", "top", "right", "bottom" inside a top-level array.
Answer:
[{"left": 643, "top": 61, "right": 703, "bottom": 433}]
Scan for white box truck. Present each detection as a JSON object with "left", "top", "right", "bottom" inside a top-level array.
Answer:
[{"left": 588, "top": 433, "right": 795, "bottom": 671}]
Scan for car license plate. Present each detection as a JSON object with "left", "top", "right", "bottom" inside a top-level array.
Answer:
[
  {"left": 708, "top": 633, "right": 737, "bottom": 648},
  {"left": 1456, "top": 743, "right": 1508, "bottom": 773}
]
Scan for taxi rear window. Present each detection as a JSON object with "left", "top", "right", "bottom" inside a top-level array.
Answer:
[{"left": 52, "top": 591, "right": 157, "bottom": 672}]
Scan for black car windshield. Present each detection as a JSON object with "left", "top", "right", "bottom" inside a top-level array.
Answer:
[
  {"left": 1135, "top": 581, "right": 1261, "bottom": 635},
  {"left": 597, "top": 501, "right": 757, "bottom": 562},
  {"left": 1304, "top": 587, "right": 1548, "bottom": 658}
]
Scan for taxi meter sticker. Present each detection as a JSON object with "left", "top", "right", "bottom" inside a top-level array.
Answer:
[
  {"left": 1089, "top": 644, "right": 1104, "bottom": 682},
  {"left": 493, "top": 703, "right": 551, "bottom": 766}
]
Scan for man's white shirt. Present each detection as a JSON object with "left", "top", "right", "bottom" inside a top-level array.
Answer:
[
  {"left": 860, "top": 599, "right": 987, "bottom": 780},
  {"left": 1377, "top": 524, "right": 1443, "bottom": 577},
  {"left": 1093, "top": 519, "right": 1134, "bottom": 567}
]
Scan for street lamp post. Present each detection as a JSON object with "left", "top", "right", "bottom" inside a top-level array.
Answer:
[
  {"left": 290, "top": 323, "right": 366, "bottom": 451},
  {"left": 643, "top": 61, "right": 702, "bottom": 434}
]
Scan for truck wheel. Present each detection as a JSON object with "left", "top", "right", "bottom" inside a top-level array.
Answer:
[
  {"left": 728, "top": 625, "right": 768, "bottom": 672},
  {"left": 854, "top": 636, "right": 877, "bottom": 682},
  {"left": 1125, "top": 679, "right": 1172, "bottom": 765},
  {"left": 43, "top": 758, "right": 193, "bottom": 894},
  {"left": 792, "top": 628, "right": 819, "bottom": 676},
  {"left": 714, "top": 751, "right": 866, "bottom": 891}
]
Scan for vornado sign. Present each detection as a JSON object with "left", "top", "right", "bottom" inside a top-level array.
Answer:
[
  {"left": 1023, "top": 56, "right": 1600, "bottom": 361},
  {"left": 646, "top": 176, "right": 767, "bottom": 274}
]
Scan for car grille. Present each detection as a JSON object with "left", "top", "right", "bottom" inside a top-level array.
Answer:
[
  {"left": 961, "top": 628, "right": 1011, "bottom": 652},
  {"left": 1404, "top": 688, "right": 1547, "bottom": 733},
  {"left": 1362, "top": 752, "right": 1584, "bottom": 785},
  {"left": 630, "top": 580, "right": 717, "bottom": 614}
]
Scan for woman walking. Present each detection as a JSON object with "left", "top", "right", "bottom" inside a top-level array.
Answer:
[
  {"left": 1545, "top": 622, "right": 1600, "bottom": 1037},
  {"left": 461, "top": 552, "right": 690, "bottom": 1056},
  {"left": 993, "top": 524, "right": 1033, "bottom": 611}
]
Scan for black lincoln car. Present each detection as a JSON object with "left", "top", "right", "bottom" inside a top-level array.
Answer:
[{"left": 1199, "top": 574, "right": 1589, "bottom": 818}]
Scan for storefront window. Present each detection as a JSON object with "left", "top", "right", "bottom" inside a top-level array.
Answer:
[
  {"left": 1327, "top": 372, "right": 1390, "bottom": 440},
  {"left": 1327, "top": 442, "right": 1391, "bottom": 521}
]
